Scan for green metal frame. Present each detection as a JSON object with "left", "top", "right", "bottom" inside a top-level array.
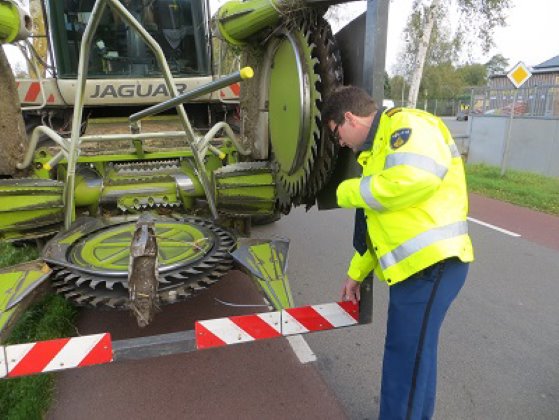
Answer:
[
  {"left": 0, "top": 261, "right": 52, "bottom": 340},
  {"left": 231, "top": 240, "right": 294, "bottom": 310},
  {"left": 63, "top": 0, "right": 218, "bottom": 230}
]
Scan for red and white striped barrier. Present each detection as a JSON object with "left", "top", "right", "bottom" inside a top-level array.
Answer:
[
  {"left": 0, "top": 302, "right": 359, "bottom": 377},
  {"left": 195, "top": 301, "right": 359, "bottom": 350},
  {"left": 0, "top": 333, "right": 112, "bottom": 379}
]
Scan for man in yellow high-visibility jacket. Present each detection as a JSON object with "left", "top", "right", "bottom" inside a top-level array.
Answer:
[{"left": 322, "top": 86, "right": 474, "bottom": 420}]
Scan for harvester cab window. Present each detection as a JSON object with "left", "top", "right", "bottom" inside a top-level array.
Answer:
[{"left": 49, "top": 0, "right": 210, "bottom": 78}]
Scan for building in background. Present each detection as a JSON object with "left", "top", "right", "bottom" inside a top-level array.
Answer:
[
  {"left": 466, "top": 54, "right": 559, "bottom": 177},
  {"left": 470, "top": 54, "right": 559, "bottom": 118},
  {"left": 489, "top": 55, "right": 559, "bottom": 89}
]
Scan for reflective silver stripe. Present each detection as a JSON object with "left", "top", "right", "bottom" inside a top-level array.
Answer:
[
  {"left": 360, "top": 176, "right": 384, "bottom": 210},
  {"left": 449, "top": 143, "right": 461, "bottom": 158},
  {"left": 385, "top": 152, "right": 448, "bottom": 179},
  {"left": 379, "top": 221, "right": 468, "bottom": 270}
]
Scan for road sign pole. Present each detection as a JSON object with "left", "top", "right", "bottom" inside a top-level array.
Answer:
[
  {"left": 501, "top": 61, "right": 532, "bottom": 176},
  {"left": 500, "top": 89, "right": 518, "bottom": 176}
]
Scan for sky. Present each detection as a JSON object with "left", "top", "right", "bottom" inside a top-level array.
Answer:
[
  {"left": 488, "top": 0, "right": 559, "bottom": 67},
  {"left": 320, "top": 0, "right": 559, "bottom": 75},
  {"left": 211, "top": 0, "right": 559, "bottom": 75}
]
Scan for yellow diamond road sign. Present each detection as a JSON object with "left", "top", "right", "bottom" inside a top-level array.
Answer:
[{"left": 507, "top": 61, "right": 532, "bottom": 88}]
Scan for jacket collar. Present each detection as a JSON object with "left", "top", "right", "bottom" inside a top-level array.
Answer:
[{"left": 358, "top": 106, "right": 386, "bottom": 152}]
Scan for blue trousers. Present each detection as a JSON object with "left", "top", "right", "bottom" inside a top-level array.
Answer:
[{"left": 379, "top": 258, "right": 469, "bottom": 420}]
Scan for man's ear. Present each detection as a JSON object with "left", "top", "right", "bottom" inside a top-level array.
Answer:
[{"left": 344, "top": 111, "right": 354, "bottom": 125}]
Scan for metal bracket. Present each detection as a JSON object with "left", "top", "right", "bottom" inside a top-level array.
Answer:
[
  {"left": 359, "top": 274, "right": 373, "bottom": 324},
  {"left": 112, "top": 330, "right": 197, "bottom": 361},
  {"left": 231, "top": 239, "right": 294, "bottom": 310}
]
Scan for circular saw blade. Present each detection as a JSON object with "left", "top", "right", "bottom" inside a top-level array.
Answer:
[
  {"left": 266, "top": 15, "right": 343, "bottom": 211},
  {"left": 268, "top": 23, "right": 320, "bottom": 202},
  {"left": 45, "top": 216, "right": 236, "bottom": 309},
  {"left": 301, "top": 15, "right": 344, "bottom": 203}
]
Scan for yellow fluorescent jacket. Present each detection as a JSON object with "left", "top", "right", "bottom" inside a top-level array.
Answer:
[{"left": 337, "top": 108, "right": 474, "bottom": 285}]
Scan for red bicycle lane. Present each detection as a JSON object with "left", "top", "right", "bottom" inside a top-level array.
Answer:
[{"left": 468, "top": 193, "right": 559, "bottom": 251}]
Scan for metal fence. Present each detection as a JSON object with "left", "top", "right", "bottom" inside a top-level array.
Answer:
[
  {"left": 390, "top": 84, "right": 559, "bottom": 119},
  {"left": 391, "top": 99, "right": 460, "bottom": 117},
  {"left": 469, "top": 84, "right": 559, "bottom": 119}
]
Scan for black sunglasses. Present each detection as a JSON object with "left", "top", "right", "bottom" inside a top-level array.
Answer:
[{"left": 331, "top": 124, "right": 341, "bottom": 142}]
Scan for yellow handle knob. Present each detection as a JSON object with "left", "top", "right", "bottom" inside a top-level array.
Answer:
[{"left": 240, "top": 67, "right": 254, "bottom": 80}]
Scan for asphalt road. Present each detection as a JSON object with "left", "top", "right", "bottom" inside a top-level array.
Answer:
[
  {"left": 47, "top": 119, "right": 559, "bottom": 419},
  {"left": 441, "top": 116, "right": 469, "bottom": 138},
  {"left": 253, "top": 119, "right": 559, "bottom": 419},
  {"left": 253, "top": 195, "right": 559, "bottom": 419},
  {"left": 48, "top": 270, "right": 348, "bottom": 420}
]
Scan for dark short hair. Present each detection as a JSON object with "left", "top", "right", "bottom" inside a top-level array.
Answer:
[{"left": 322, "top": 86, "right": 377, "bottom": 125}]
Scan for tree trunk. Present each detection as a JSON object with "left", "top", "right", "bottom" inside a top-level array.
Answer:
[
  {"left": 0, "top": 47, "right": 27, "bottom": 176},
  {"left": 407, "top": 0, "right": 441, "bottom": 108},
  {"left": 30, "top": 0, "right": 48, "bottom": 78}
]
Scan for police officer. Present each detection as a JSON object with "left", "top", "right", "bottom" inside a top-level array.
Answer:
[{"left": 322, "top": 86, "right": 474, "bottom": 420}]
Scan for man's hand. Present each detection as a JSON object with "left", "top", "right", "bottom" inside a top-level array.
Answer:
[{"left": 341, "top": 277, "right": 361, "bottom": 304}]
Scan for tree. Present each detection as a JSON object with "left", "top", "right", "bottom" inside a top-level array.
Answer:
[
  {"left": 456, "top": 63, "right": 487, "bottom": 87},
  {"left": 389, "top": 75, "right": 409, "bottom": 105},
  {"left": 421, "top": 62, "right": 463, "bottom": 99},
  {"left": 397, "top": 2, "right": 461, "bottom": 104},
  {"left": 485, "top": 53, "right": 509, "bottom": 76},
  {"left": 406, "top": 0, "right": 442, "bottom": 109},
  {"left": 384, "top": 71, "right": 392, "bottom": 99},
  {"left": 404, "top": 0, "right": 511, "bottom": 108}
]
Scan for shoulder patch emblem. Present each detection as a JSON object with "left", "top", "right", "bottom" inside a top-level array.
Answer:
[
  {"left": 386, "top": 107, "right": 402, "bottom": 117},
  {"left": 390, "top": 128, "right": 412, "bottom": 149}
]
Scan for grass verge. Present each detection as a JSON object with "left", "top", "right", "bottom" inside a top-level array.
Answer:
[
  {"left": 0, "top": 241, "right": 39, "bottom": 267},
  {"left": 0, "top": 242, "right": 77, "bottom": 420},
  {"left": 466, "top": 164, "right": 559, "bottom": 216}
]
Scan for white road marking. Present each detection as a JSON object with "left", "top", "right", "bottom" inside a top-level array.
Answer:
[
  {"left": 287, "top": 335, "right": 317, "bottom": 364},
  {"left": 467, "top": 217, "right": 521, "bottom": 237}
]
